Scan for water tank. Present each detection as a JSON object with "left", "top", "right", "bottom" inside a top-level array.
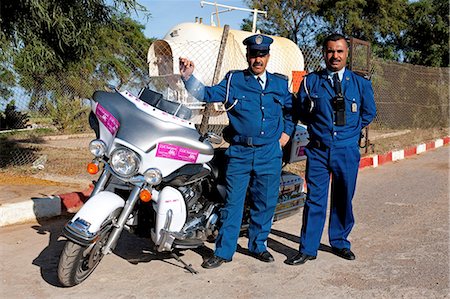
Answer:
[{"left": 147, "top": 22, "right": 304, "bottom": 92}]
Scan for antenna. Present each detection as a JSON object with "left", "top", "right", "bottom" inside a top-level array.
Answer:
[{"left": 199, "top": 1, "right": 267, "bottom": 33}]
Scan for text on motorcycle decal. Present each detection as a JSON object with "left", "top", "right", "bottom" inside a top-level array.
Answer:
[
  {"left": 95, "top": 104, "right": 120, "bottom": 135},
  {"left": 156, "top": 143, "right": 199, "bottom": 163}
]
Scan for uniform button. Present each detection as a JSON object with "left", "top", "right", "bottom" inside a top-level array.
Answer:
[
  {"left": 261, "top": 132, "right": 264, "bottom": 135},
  {"left": 334, "top": 132, "right": 337, "bottom": 136},
  {"left": 262, "top": 106, "right": 265, "bottom": 110},
  {"left": 261, "top": 93, "right": 264, "bottom": 96},
  {"left": 263, "top": 118, "right": 265, "bottom": 121},
  {"left": 333, "top": 121, "right": 336, "bottom": 124}
]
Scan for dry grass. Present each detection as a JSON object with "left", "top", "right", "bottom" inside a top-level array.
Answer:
[
  {"left": 0, "top": 127, "right": 448, "bottom": 184},
  {"left": 0, "top": 172, "right": 67, "bottom": 186}
]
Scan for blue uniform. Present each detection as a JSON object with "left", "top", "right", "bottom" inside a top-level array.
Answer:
[
  {"left": 297, "top": 68, "right": 376, "bottom": 256},
  {"left": 184, "top": 69, "right": 294, "bottom": 260}
]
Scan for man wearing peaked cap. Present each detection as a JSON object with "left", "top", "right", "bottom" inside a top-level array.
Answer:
[
  {"left": 179, "top": 34, "right": 294, "bottom": 269},
  {"left": 243, "top": 34, "right": 273, "bottom": 57}
]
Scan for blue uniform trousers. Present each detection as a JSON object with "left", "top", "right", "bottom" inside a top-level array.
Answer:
[
  {"left": 299, "top": 143, "right": 360, "bottom": 256},
  {"left": 215, "top": 142, "right": 282, "bottom": 261}
]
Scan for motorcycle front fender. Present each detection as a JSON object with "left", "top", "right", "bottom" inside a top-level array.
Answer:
[{"left": 63, "top": 191, "right": 125, "bottom": 245}]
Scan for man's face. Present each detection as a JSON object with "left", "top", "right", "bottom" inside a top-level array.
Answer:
[
  {"left": 247, "top": 53, "right": 270, "bottom": 75},
  {"left": 323, "top": 39, "right": 348, "bottom": 72}
]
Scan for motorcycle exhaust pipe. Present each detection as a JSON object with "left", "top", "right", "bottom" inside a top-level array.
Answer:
[{"left": 157, "top": 209, "right": 173, "bottom": 252}]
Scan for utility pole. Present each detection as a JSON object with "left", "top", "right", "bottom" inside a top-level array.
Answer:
[{"left": 200, "top": 1, "right": 267, "bottom": 33}]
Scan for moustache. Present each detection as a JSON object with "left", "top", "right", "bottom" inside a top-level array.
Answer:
[{"left": 252, "top": 62, "right": 263, "bottom": 67}]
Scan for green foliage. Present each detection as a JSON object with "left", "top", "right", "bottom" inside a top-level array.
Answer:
[
  {"left": 317, "top": 0, "right": 408, "bottom": 59},
  {"left": 0, "top": 0, "right": 145, "bottom": 69},
  {"left": 0, "top": 100, "right": 29, "bottom": 130},
  {"left": 0, "top": 0, "right": 153, "bottom": 130},
  {"left": 242, "top": 0, "right": 321, "bottom": 45},
  {"left": 0, "top": 0, "right": 150, "bottom": 101},
  {"left": 45, "top": 97, "right": 90, "bottom": 133},
  {"left": 400, "top": 0, "right": 449, "bottom": 67},
  {"left": 0, "top": 33, "right": 15, "bottom": 101},
  {"left": 241, "top": 0, "right": 447, "bottom": 66}
]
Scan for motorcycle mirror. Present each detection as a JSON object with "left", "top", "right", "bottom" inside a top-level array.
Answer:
[
  {"left": 204, "top": 132, "right": 223, "bottom": 144},
  {"left": 105, "top": 84, "right": 118, "bottom": 92}
]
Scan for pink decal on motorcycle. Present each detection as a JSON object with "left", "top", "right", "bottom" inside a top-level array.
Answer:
[
  {"left": 297, "top": 146, "right": 305, "bottom": 157},
  {"left": 156, "top": 143, "right": 199, "bottom": 163},
  {"left": 95, "top": 104, "right": 120, "bottom": 135}
]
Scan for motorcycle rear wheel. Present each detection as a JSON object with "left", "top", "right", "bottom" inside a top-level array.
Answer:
[{"left": 58, "top": 209, "right": 120, "bottom": 287}]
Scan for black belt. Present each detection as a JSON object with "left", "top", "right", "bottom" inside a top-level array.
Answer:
[
  {"left": 232, "top": 136, "right": 264, "bottom": 147},
  {"left": 308, "top": 140, "right": 328, "bottom": 151}
]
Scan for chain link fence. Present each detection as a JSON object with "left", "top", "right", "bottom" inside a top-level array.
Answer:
[
  {"left": 0, "top": 34, "right": 448, "bottom": 176},
  {"left": 371, "top": 60, "right": 449, "bottom": 129}
]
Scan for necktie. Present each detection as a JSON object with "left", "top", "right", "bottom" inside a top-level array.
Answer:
[
  {"left": 257, "top": 76, "right": 264, "bottom": 89},
  {"left": 333, "top": 73, "right": 342, "bottom": 96}
]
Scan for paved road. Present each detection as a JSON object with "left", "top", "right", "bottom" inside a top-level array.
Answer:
[{"left": 0, "top": 146, "right": 448, "bottom": 298}]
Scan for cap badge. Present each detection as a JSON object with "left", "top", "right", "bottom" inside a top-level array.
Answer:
[{"left": 255, "top": 35, "right": 263, "bottom": 45}]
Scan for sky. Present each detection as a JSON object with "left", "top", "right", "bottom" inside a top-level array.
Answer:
[{"left": 134, "top": 0, "right": 252, "bottom": 39}]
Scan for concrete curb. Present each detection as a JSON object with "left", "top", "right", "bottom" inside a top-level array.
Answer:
[
  {"left": 358, "top": 136, "right": 450, "bottom": 169},
  {"left": 1, "top": 136, "right": 449, "bottom": 227}
]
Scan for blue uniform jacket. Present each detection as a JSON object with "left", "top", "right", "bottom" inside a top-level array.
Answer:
[
  {"left": 184, "top": 69, "right": 294, "bottom": 145},
  {"left": 298, "top": 69, "right": 377, "bottom": 147}
]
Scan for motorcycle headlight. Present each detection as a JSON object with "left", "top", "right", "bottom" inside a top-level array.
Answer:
[
  {"left": 110, "top": 148, "right": 140, "bottom": 177},
  {"left": 143, "top": 168, "right": 162, "bottom": 185},
  {"left": 89, "top": 139, "right": 107, "bottom": 157}
]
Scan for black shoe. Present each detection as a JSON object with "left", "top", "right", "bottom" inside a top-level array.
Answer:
[
  {"left": 201, "top": 255, "right": 230, "bottom": 269},
  {"left": 332, "top": 247, "right": 356, "bottom": 260},
  {"left": 285, "top": 252, "right": 316, "bottom": 265},
  {"left": 251, "top": 250, "right": 275, "bottom": 263}
]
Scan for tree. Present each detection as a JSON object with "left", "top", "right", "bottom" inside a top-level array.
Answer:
[
  {"left": 242, "top": 0, "right": 321, "bottom": 46},
  {"left": 317, "top": 0, "right": 409, "bottom": 60},
  {"left": 399, "top": 0, "right": 449, "bottom": 67},
  {"left": 0, "top": 0, "right": 153, "bottom": 132},
  {"left": 0, "top": 0, "right": 148, "bottom": 102}
]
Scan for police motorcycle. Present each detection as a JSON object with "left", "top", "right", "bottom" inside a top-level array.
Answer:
[{"left": 57, "top": 86, "right": 306, "bottom": 287}]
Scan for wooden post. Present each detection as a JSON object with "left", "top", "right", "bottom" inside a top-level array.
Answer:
[{"left": 199, "top": 25, "right": 230, "bottom": 135}]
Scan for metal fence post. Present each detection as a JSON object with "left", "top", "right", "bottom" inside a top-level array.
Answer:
[{"left": 198, "top": 25, "right": 230, "bottom": 135}]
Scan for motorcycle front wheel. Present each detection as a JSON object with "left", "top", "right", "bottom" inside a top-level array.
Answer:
[{"left": 57, "top": 209, "right": 120, "bottom": 287}]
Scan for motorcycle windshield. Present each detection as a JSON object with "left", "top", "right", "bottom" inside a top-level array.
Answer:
[{"left": 92, "top": 90, "right": 213, "bottom": 155}]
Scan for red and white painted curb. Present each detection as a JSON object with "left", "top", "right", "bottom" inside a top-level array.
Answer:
[
  {"left": 358, "top": 136, "right": 449, "bottom": 169},
  {"left": 1, "top": 136, "right": 448, "bottom": 227},
  {"left": 301, "top": 136, "right": 450, "bottom": 193}
]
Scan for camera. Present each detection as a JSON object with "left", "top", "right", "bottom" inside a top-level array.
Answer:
[{"left": 333, "top": 95, "right": 345, "bottom": 126}]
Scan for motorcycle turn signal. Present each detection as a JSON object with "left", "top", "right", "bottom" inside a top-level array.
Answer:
[
  {"left": 139, "top": 189, "right": 152, "bottom": 202},
  {"left": 87, "top": 162, "right": 99, "bottom": 175}
]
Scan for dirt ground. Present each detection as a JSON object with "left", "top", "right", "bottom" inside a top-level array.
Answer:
[{"left": 0, "top": 146, "right": 448, "bottom": 298}]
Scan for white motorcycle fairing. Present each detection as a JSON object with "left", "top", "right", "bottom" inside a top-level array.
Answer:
[
  {"left": 65, "top": 191, "right": 125, "bottom": 242},
  {"left": 151, "top": 186, "right": 187, "bottom": 251}
]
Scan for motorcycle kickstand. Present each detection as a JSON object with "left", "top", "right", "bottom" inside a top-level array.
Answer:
[{"left": 170, "top": 252, "right": 199, "bottom": 274}]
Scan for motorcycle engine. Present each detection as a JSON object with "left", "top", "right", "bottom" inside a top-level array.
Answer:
[{"left": 177, "top": 180, "right": 220, "bottom": 240}]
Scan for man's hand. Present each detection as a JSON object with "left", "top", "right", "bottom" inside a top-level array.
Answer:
[
  {"left": 179, "top": 57, "right": 195, "bottom": 81},
  {"left": 279, "top": 132, "right": 290, "bottom": 148}
]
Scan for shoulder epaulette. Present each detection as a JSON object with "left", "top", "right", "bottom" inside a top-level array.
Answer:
[
  {"left": 353, "top": 71, "right": 371, "bottom": 80},
  {"left": 273, "top": 72, "right": 288, "bottom": 80},
  {"left": 226, "top": 70, "right": 241, "bottom": 79}
]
